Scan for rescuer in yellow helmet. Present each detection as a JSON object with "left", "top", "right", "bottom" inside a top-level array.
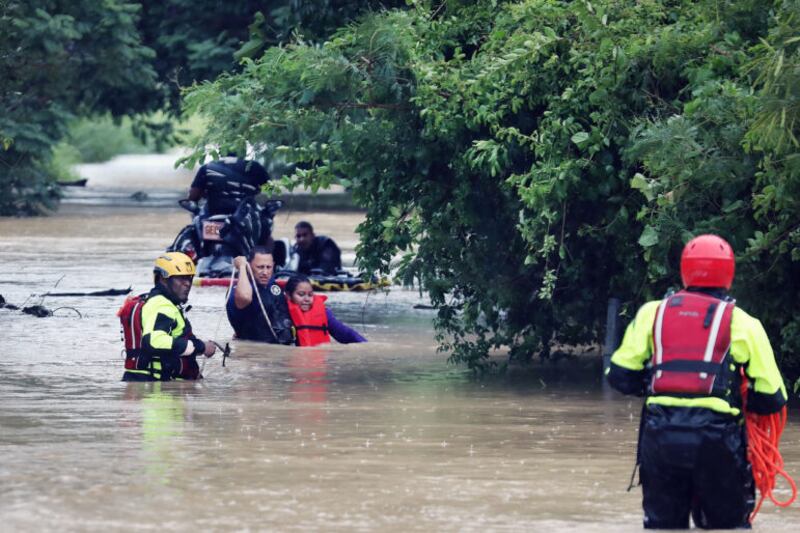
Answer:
[
  {"left": 606, "top": 235, "right": 787, "bottom": 528},
  {"left": 122, "top": 252, "right": 216, "bottom": 381}
]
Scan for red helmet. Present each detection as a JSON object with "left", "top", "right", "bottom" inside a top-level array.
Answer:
[{"left": 680, "top": 234, "right": 735, "bottom": 289}]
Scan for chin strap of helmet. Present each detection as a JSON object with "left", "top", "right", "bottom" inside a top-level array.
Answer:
[{"left": 741, "top": 369, "right": 797, "bottom": 522}]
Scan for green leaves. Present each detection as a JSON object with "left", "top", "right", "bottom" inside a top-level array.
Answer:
[
  {"left": 630, "top": 173, "right": 652, "bottom": 200},
  {"left": 180, "top": 0, "right": 800, "bottom": 373},
  {"left": 0, "top": 0, "right": 159, "bottom": 215},
  {"left": 638, "top": 226, "right": 659, "bottom": 248},
  {"left": 570, "top": 131, "right": 590, "bottom": 147}
]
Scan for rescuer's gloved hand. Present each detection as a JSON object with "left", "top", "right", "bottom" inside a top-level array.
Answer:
[{"left": 203, "top": 340, "right": 217, "bottom": 357}]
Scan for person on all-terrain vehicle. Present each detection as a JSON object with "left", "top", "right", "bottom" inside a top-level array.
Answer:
[
  {"left": 292, "top": 221, "right": 343, "bottom": 276},
  {"left": 186, "top": 153, "right": 270, "bottom": 217}
]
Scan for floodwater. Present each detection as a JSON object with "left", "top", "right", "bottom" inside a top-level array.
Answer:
[{"left": 2, "top": 169, "right": 800, "bottom": 531}]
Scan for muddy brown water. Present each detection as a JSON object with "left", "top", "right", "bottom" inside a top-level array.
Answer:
[{"left": 2, "top": 203, "right": 799, "bottom": 531}]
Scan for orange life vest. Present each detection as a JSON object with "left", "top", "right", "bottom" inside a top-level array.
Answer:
[
  {"left": 286, "top": 294, "right": 331, "bottom": 346},
  {"left": 650, "top": 290, "right": 735, "bottom": 397}
]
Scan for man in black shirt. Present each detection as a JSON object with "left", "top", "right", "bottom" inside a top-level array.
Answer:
[
  {"left": 292, "top": 221, "right": 342, "bottom": 275},
  {"left": 226, "top": 247, "right": 294, "bottom": 344},
  {"left": 187, "top": 154, "right": 269, "bottom": 216}
]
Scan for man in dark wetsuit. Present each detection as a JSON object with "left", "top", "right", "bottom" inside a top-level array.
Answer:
[
  {"left": 187, "top": 154, "right": 269, "bottom": 216},
  {"left": 292, "top": 221, "right": 342, "bottom": 275},
  {"left": 606, "top": 234, "right": 786, "bottom": 529},
  {"left": 227, "top": 246, "right": 294, "bottom": 344}
]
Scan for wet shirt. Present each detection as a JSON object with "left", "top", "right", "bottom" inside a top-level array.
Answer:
[
  {"left": 191, "top": 157, "right": 269, "bottom": 215},
  {"left": 325, "top": 309, "right": 367, "bottom": 344},
  {"left": 293, "top": 236, "right": 342, "bottom": 275},
  {"left": 226, "top": 279, "right": 293, "bottom": 344}
]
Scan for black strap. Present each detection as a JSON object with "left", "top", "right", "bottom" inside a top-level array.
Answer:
[
  {"left": 652, "top": 360, "right": 722, "bottom": 374},
  {"left": 703, "top": 302, "right": 718, "bottom": 328},
  {"left": 295, "top": 324, "right": 328, "bottom": 332},
  {"left": 627, "top": 401, "right": 647, "bottom": 492},
  {"left": 125, "top": 348, "right": 142, "bottom": 358}
]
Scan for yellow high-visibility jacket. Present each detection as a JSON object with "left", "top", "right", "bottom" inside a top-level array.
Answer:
[
  {"left": 123, "top": 285, "right": 200, "bottom": 381},
  {"left": 607, "top": 292, "right": 787, "bottom": 415}
]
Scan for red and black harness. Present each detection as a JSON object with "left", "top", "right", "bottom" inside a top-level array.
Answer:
[
  {"left": 650, "top": 290, "right": 737, "bottom": 399},
  {"left": 118, "top": 293, "right": 149, "bottom": 371}
]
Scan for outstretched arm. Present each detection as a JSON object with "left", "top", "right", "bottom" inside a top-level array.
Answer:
[{"left": 326, "top": 309, "right": 366, "bottom": 344}]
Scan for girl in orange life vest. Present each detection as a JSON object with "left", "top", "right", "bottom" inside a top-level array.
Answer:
[{"left": 284, "top": 275, "right": 367, "bottom": 346}]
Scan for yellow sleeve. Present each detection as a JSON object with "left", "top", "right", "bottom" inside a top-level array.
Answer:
[
  {"left": 610, "top": 300, "right": 660, "bottom": 371},
  {"left": 141, "top": 295, "right": 186, "bottom": 355},
  {"left": 730, "top": 307, "right": 787, "bottom": 398}
]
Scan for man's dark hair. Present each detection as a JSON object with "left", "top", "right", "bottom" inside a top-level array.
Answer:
[
  {"left": 248, "top": 245, "right": 273, "bottom": 261},
  {"left": 295, "top": 221, "right": 314, "bottom": 232}
]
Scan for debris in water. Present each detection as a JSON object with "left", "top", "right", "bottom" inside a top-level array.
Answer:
[
  {"left": 52, "top": 307, "right": 83, "bottom": 318},
  {"left": 0, "top": 295, "right": 19, "bottom": 310},
  {"left": 44, "top": 287, "right": 131, "bottom": 297},
  {"left": 22, "top": 305, "right": 52, "bottom": 317},
  {"left": 58, "top": 178, "right": 88, "bottom": 187}
]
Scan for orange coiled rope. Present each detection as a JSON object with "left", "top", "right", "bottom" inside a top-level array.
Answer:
[{"left": 740, "top": 371, "right": 797, "bottom": 522}]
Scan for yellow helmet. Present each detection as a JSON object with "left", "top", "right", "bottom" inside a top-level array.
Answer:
[{"left": 154, "top": 252, "right": 196, "bottom": 279}]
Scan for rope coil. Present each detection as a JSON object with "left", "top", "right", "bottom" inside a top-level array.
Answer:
[{"left": 741, "top": 370, "right": 797, "bottom": 522}]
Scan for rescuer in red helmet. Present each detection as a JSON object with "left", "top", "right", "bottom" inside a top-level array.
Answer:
[{"left": 606, "top": 234, "right": 787, "bottom": 529}]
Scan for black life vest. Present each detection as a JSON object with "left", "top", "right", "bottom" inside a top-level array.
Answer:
[
  {"left": 650, "top": 290, "right": 736, "bottom": 397},
  {"left": 204, "top": 161, "right": 261, "bottom": 214}
]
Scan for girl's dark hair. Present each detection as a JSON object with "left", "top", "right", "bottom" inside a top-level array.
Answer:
[{"left": 284, "top": 274, "right": 311, "bottom": 295}]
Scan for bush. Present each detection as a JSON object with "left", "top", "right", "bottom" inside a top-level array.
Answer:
[{"left": 65, "top": 116, "right": 152, "bottom": 163}]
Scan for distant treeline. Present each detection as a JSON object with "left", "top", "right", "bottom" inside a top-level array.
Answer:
[{"left": 0, "top": 0, "right": 401, "bottom": 215}]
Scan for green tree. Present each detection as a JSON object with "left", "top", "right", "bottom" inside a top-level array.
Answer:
[
  {"left": 182, "top": 0, "right": 799, "bottom": 374},
  {"left": 0, "top": 0, "right": 403, "bottom": 215},
  {"left": 138, "top": 0, "right": 406, "bottom": 112},
  {"left": 0, "top": 0, "right": 157, "bottom": 214}
]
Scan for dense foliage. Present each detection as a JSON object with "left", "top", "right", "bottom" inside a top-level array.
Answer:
[
  {"left": 0, "top": 0, "right": 157, "bottom": 214},
  {"left": 184, "top": 0, "right": 800, "bottom": 374},
  {"left": 138, "top": 0, "right": 405, "bottom": 111},
  {"left": 0, "top": 0, "right": 400, "bottom": 215}
]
